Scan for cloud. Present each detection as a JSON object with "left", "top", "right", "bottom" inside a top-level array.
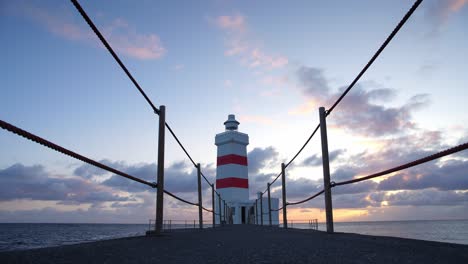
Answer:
[
  {"left": 213, "top": 14, "right": 288, "bottom": 70},
  {"left": 247, "top": 147, "right": 279, "bottom": 175},
  {"left": 73, "top": 160, "right": 215, "bottom": 194},
  {"left": 0, "top": 164, "right": 133, "bottom": 203},
  {"left": 302, "top": 149, "right": 345, "bottom": 167},
  {"left": 216, "top": 14, "right": 246, "bottom": 32},
  {"left": 426, "top": 0, "right": 467, "bottom": 25},
  {"left": 297, "top": 66, "right": 330, "bottom": 100},
  {"left": 383, "top": 189, "right": 468, "bottom": 206},
  {"left": 378, "top": 159, "right": 468, "bottom": 191},
  {"left": 293, "top": 65, "right": 431, "bottom": 136},
  {"left": 9, "top": 1, "right": 166, "bottom": 60}
]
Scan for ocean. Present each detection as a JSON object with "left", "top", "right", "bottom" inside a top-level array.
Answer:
[
  {"left": 0, "top": 220, "right": 467, "bottom": 252},
  {"left": 291, "top": 219, "right": 468, "bottom": 245}
]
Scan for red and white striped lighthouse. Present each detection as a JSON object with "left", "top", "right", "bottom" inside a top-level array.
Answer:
[{"left": 215, "top": 114, "right": 249, "bottom": 203}]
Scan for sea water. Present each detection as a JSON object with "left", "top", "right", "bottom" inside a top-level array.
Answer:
[
  {"left": 0, "top": 223, "right": 147, "bottom": 252},
  {"left": 290, "top": 219, "right": 468, "bottom": 245}
]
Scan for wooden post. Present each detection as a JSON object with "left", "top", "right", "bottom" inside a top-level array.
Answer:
[
  {"left": 319, "top": 107, "right": 334, "bottom": 233},
  {"left": 223, "top": 200, "right": 227, "bottom": 223},
  {"left": 155, "top": 105, "right": 166, "bottom": 233},
  {"left": 197, "top": 163, "right": 203, "bottom": 229},
  {"left": 218, "top": 194, "right": 222, "bottom": 225},
  {"left": 211, "top": 184, "right": 215, "bottom": 228},
  {"left": 255, "top": 199, "right": 258, "bottom": 225},
  {"left": 281, "top": 163, "right": 288, "bottom": 229},
  {"left": 267, "top": 183, "right": 272, "bottom": 226},
  {"left": 260, "top": 193, "right": 263, "bottom": 226}
]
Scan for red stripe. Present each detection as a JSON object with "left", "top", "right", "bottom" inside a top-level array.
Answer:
[
  {"left": 217, "top": 154, "right": 248, "bottom": 166},
  {"left": 216, "top": 177, "right": 248, "bottom": 189}
]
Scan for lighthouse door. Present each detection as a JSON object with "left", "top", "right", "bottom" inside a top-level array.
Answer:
[{"left": 241, "top": 207, "right": 246, "bottom": 224}]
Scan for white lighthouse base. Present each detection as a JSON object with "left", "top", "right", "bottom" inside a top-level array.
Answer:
[{"left": 215, "top": 197, "right": 280, "bottom": 225}]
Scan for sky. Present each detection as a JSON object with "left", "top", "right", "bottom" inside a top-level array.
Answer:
[{"left": 0, "top": 0, "right": 467, "bottom": 223}]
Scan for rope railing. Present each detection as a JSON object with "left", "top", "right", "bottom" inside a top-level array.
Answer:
[
  {"left": 70, "top": 0, "right": 219, "bottom": 227},
  {"left": 326, "top": 0, "right": 423, "bottom": 116},
  {"left": 254, "top": 0, "right": 425, "bottom": 230},
  {"left": 0, "top": 119, "right": 205, "bottom": 207},
  {"left": 70, "top": 0, "right": 160, "bottom": 115},
  {"left": 333, "top": 142, "right": 468, "bottom": 187},
  {"left": 286, "top": 190, "right": 325, "bottom": 206},
  {"left": 0, "top": 119, "right": 156, "bottom": 188}
]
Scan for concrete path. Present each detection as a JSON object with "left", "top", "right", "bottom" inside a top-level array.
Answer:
[{"left": 1, "top": 225, "right": 467, "bottom": 263}]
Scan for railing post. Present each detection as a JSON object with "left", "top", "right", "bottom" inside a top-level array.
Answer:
[
  {"left": 211, "top": 184, "right": 215, "bottom": 228},
  {"left": 319, "top": 106, "right": 334, "bottom": 233},
  {"left": 197, "top": 163, "right": 203, "bottom": 229},
  {"left": 267, "top": 183, "right": 272, "bottom": 226},
  {"left": 281, "top": 163, "right": 288, "bottom": 229},
  {"left": 223, "top": 200, "right": 227, "bottom": 224},
  {"left": 260, "top": 193, "right": 263, "bottom": 226},
  {"left": 218, "top": 194, "right": 222, "bottom": 225},
  {"left": 255, "top": 199, "right": 258, "bottom": 225},
  {"left": 155, "top": 105, "right": 166, "bottom": 233}
]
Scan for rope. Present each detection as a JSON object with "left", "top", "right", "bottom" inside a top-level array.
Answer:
[
  {"left": 165, "top": 122, "right": 197, "bottom": 166},
  {"left": 326, "top": 0, "right": 423, "bottom": 116},
  {"left": 70, "top": 0, "right": 160, "bottom": 115},
  {"left": 270, "top": 206, "right": 283, "bottom": 212},
  {"left": 164, "top": 189, "right": 198, "bottom": 206},
  {"left": 333, "top": 142, "right": 468, "bottom": 186},
  {"left": 70, "top": 0, "right": 217, "bottom": 190},
  {"left": 202, "top": 206, "right": 213, "bottom": 213},
  {"left": 286, "top": 190, "right": 325, "bottom": 206},
  {"left": 285, "top": 124, "right": 321, "bottom": 168},
  {"left": 270, "top": 171, "right": 283, "bottom": 186},
  {"left": 0, "top": 119, "right": 156, "bottom": 188}
]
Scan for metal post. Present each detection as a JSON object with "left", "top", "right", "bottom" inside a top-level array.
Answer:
[
  {"left": 155, "top": 105, "right": 166, "bottom": 233},
  {"left": 211, "top": 184, "right": 215, "bottom": 228},
  {"left": 255, "top": 199, "right": 258, "bottom": 225},
  {"left": 267, "top": 183, "right": 272, "bottom": 226},
  {"left": 260, "top": 193, "right": 263, "bottom": 226},
  {"left": 197, "top": 163, "right": 203, "bottom": 229},
  {"left": 218, "top": 194, "right": 222, "bottom": 225},
  {"left": 223, "top": 200, "right": 227, "bottom": 223},
  {"left": 281, "top": 163, "right": 288, "bottom": 229},
  {"left": 319, "top": 107, "right": 334, "bottom": 233}
]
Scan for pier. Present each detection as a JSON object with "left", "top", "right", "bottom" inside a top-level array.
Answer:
[{"left": 1, "top": 225, "right": 467, "bottom": 263}]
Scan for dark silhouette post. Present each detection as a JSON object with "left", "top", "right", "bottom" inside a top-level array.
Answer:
[
  {"left": 223, "top": 200, "right": 227, "bottom": 224},
  {"left": 267, "top": 183, "right": 272, "bottom": 226},
  {"left": 211, "top": 184, "right": 215, "bottom": 227},
  {"left": 197, "top": 163, "right": 203, "bottom": 229},
  {"left": 319, "top": 107, "right": 334, "bottom": 233},
  {"left": 255, "top": 199, "right": 258, "bottom": 225},
  {"left": 217, "top": 193, "right": 222, "bottom": 225},
  {"left": 281, "top": 163, "right": 288, "bottom": 229},
  {"left": 260, "top": 193, "right": 263, "bottom": 226},
  {"left": 155, "top": 105, "right": 166, "bottom": 233}
]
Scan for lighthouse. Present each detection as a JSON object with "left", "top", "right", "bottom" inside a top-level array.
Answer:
[{"left": 215, "top": 114, "right": 279, "bottom": 225}]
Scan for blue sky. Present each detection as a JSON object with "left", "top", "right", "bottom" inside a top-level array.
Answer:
[{"left": 0, "top": 0, "right": 467, "bottom": 223}]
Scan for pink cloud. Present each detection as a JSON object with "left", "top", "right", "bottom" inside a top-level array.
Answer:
[
  {"left": 216, "top": 15, "right": 246, "bottom": 32},
  {"left": 427, "top": 0, "right": 467, "bottom": 25},
  {"left": 15, "top": 2, "right": 166, "bottom": 60},
  {"left": 213, "top": 14, "right": 288, "bottom": 70}
]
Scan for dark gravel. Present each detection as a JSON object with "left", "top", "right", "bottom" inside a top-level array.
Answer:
[{"left": 1, "top": 225, "right": 467, "bottom": 263}]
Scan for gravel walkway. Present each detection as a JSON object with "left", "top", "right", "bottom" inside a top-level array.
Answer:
[{"left": 1, "top": 225, "right": 467, "bottom": 263}]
